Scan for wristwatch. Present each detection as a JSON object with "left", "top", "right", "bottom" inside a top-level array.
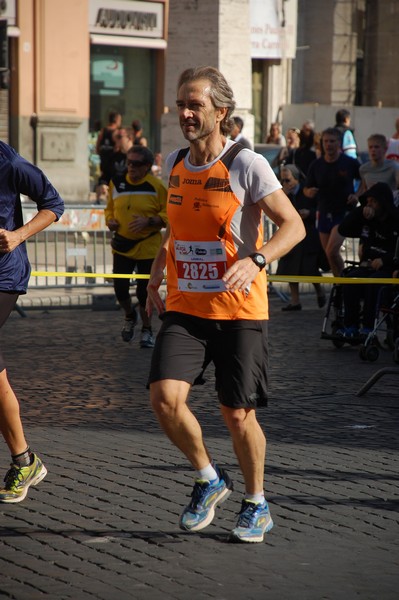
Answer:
[{"left": 249, "top": 252, "right": 267, "bottom": 271}]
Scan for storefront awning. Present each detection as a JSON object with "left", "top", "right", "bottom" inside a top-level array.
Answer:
[{"left": 90, "top": 34, "right": 166, "bottom": 49}]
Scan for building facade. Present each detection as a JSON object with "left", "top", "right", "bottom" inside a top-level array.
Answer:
[
  {"left": 2, "top": 0, "right": 168, "bottom": 201},
  {"left": 0, "top": 0, "right": 398, "bottom": 201}
]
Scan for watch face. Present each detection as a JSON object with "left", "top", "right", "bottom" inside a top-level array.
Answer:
[{"left": 252, "top": 253, "right": 266, "bottom": 268}]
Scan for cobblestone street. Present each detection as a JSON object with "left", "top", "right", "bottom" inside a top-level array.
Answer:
[{"left": 0, "top": 292, "right": 398, "bottom": 599}]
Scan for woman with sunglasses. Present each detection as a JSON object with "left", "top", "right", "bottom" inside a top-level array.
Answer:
[{"left": 277, "top": 164, "right": 326, "bottom": 311}]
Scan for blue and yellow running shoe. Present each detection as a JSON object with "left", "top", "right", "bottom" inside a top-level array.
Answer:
[
  {"left": 229, "top": 499, "right": 273, "bottom": 543},
  {"left": 179, "top": 466, "right": 233, "bottom": 532},
  {"left": 0, "top": 454, "right": 47, "bottom": 503}
]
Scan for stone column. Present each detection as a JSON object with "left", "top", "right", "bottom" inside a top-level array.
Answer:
[
  {"left": 13, "top": 0, "right": 90, "bottom": 202},
  {"left": 161, "top": 0, "right": 253, "bottom": 161}
]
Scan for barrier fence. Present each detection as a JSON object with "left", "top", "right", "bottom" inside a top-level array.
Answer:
[
  {"left": 24, "top": 203, "right": 375, "bottom": 290},
  {"left": 24, "top": 204, "right": 113, "bottom": 290}
]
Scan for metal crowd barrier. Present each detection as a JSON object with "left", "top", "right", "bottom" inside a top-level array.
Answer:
[
  {"left": 23, "top": 203, "right": 113, "bottom": 290},
  {"left": 23, "top": 203, "right": 359, "bottom": 290}
]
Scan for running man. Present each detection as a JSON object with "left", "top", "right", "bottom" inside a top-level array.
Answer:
[{"left": 146, "top": 66, "right": 305, "bottom": 542}]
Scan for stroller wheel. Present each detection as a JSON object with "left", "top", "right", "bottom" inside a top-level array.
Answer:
[
  {"left": 359, "top": 344, "right": 379, "bottom": 362},
  {"left": 331, "top": 322, "right": 345, "bottom": 348}
]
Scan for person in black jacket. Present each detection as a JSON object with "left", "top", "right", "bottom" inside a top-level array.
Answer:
[
  {"left": 337, "top": 182, "right": 399, "bottom": 337},
  {"left": 277, "top": 165, "right": 326, "bottom": 311}
]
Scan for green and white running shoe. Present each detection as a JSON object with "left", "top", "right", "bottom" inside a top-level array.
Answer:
[
  {"left": 0, "top": 454, "right": 47, "bottom": 503},
  {"left": 229, "top": 499, "right": 273, "bottom": 543}
]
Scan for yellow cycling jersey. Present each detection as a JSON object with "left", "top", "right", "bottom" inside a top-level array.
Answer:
[{"left": 105, "top": 172, "right": 167, "bottom": 260}]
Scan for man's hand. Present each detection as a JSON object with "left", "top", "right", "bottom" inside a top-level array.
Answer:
[
  {"left": 106, "top": 219, "right": 119, "bottom": 232},
  {"left": 303, "top": 186, "right": 319, "bottom": 198},
  {"left": 128, "top": 216, "right": 149, "bottom": 234},
  {"left": 146, "top": 268, "right": 166, "bottom": 316},
  {"left": 369, "top": 257, "right": 383, "bottom": 271},
  {"left": 0, "top": 229, "right": 22, "bottom": 253},
  {"left": 222, "top": 257, "right": 261, "bottom": 293}
]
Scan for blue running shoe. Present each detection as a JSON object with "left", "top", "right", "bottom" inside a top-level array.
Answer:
[
  {"left": 336, "top": 325, "right": 359, "bottom": 338},
  {"left": 229, "top": 499, "right": 273, "bottom": 543},
  {"left": 179, "top": 466, "right": 233, "bottom": 532}
]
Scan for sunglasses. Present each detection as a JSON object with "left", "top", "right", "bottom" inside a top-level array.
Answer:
[
  {"left": 281, "top": 178, "right": 292, "bottom": 183},
  {"left": 127, "top": 160, "right": 146, "bottom": 167}
]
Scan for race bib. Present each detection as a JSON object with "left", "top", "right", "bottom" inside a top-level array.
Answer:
[{"left": 174, "top": 240, "right": 228, "bottom": 292}]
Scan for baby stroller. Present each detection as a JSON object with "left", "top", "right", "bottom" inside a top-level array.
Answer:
[
  {"left": 359, "top": 284, "right": 399, "bottom": 363},
  {"left": 321, "top": 264, "right": 399, "bottom": 362},
  {"left": 320, "top": 263, "right": 369, "bottom": 349}
]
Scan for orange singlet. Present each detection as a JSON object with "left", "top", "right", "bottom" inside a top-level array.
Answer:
[{"left": 165, "top": 145, "right": 269, "bottom": 320}]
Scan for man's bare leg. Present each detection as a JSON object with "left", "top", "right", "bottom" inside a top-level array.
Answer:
[
  {"left": 220, "top": 406, "right": 266, "bottom": 495},
  {"left": 150, "top": 379, "right": 211, "bottom": 469},
  {"left": 325, "top": 226, "right": 345, "bottom": 277},
  {"left": 221, "top": 405, "right": 273, "bottom": 542},
  {"left": 151, "top": 379, "right": 234, "bottom": 532},
  {"left": 0, "top": 369, "right": 27, "bottom": 456}
]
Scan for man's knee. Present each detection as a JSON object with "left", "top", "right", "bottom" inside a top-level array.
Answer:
[
  {"left": 150, "top": 380, "right": 190, "bottom": 419},
  {"left": 221, "top": 406, "right": 256, "bottom": 433}
]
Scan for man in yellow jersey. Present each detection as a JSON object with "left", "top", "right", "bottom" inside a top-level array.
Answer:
[
  {"left": 105, "top": 146, "right": 167, "bottom": 347},
  {"left": 146, "top": 66, "right": 305, "bottom": 543}
]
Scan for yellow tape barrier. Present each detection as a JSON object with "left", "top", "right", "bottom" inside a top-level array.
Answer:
[
  {"left": 270, "top": 275, "right": 399, "bottom": 285},
  {"left": 30, "top": 271, "right": 399, "bottom": 285}
]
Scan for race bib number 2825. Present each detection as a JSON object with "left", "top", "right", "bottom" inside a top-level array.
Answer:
[{"left": 174, "top": 240, "right": 227, "bottom": 292}]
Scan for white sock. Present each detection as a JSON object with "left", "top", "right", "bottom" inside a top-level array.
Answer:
[
  {"left": 245, "top": 492, "right": 265, "bottom": 505},
  {"left": 195, "top": 463, "right": 219, "bottom": 483}
]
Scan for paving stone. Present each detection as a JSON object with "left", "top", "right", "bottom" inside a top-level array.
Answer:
[{"left": 0, "top": 294, "right": 398, "bottom": 599}]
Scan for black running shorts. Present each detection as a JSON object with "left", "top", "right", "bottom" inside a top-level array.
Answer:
[
  {"left": 148, "top": 311, "right": 269, "bottom": 408},
  {"left": 0, "top": 291, "right": 19, "bottom": 373}
]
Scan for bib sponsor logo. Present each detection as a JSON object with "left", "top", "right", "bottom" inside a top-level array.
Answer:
[
  {"left": 169, "top": 194, "right": 183, "bottom": 205},
  {"left": 175, "top": 243, "right": 193, "bottom": 255},
  {"left": 210, "top": 247, "right": 223, "bottom": 256}
]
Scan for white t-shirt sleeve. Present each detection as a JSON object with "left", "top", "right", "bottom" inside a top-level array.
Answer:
[{"left": 229, "top": 148, "right": 282, "bottom": 205}]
